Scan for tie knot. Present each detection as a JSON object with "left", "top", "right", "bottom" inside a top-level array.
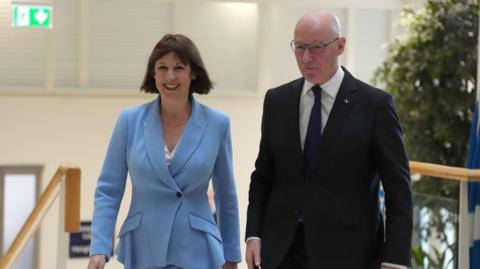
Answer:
[{"left": 311, "top": 85, "right": 322, "bottom": 98}]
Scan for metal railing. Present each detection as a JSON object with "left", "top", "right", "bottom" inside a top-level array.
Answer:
[{"left": 409, "top": 161, "right": 479, "bottom": 269}]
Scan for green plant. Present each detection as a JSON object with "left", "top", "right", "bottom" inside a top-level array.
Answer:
[
  {"left": 373, "top": 0, "right": 478, "bottom": 267},
  {"left": 373, "top": 0, "right": 478, "bottom": 198},
  {"left": 412, "top": 192, "right": 458, "bottom": 268},
  {"left": 412, "top": 243, "right": 456, "bottom": 269}
]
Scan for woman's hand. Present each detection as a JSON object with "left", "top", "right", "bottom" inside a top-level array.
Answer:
[
  {"left": 222, "top": 261, "right": 238, "bottom": 269},
  {"left": 87, "top": 255, "right": 106, "bottom": 269}
]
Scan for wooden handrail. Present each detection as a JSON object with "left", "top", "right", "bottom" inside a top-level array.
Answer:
[
  {"left": 410, "top": 161, "right": 480, "bottom": 182},
  {"left": 64, "top": 166, "right": 81, "bottom": 231},
  {"left": 0, "top": 164, "right": 81, "bottom": 269}
]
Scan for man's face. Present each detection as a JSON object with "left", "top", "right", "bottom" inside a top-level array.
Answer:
[{"left": 293, "top": 20, "right": 345, "bottom": 84}]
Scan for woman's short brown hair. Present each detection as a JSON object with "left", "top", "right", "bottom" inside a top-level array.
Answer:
[{"left": 140, "top": 34, "right": 213, "bottom": 94}]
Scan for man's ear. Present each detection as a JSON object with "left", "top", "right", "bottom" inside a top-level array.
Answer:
[{"left": 337, "top": 37, "right": 346, "bottom": 55}]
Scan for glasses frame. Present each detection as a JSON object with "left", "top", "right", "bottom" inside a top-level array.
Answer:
[{"left": 290, "top": 37, "right": 340, "bottom": 54}]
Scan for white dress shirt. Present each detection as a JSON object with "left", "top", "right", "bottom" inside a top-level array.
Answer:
[{"left": 299, "top": 67, "right": 344, "bottom": 149}]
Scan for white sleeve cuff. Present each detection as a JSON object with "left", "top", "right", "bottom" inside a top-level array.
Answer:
[
  {"left": 245, "top": 236, "right": 261, "bottom": 242},
  {"left": 381, "top": 262, "right": 408, "bottom": 269}
]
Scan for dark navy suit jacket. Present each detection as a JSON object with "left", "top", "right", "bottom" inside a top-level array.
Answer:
[{"left": 246, "top": 68, "right": 413, "bottom": 268}]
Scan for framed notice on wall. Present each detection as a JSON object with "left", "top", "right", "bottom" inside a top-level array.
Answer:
[{"left": 69, "top": 221, "right": 91, "bottom": 258}]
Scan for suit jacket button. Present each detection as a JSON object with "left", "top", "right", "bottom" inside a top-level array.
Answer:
[{"left": 176, "top": 191, "right": 182, "bottom": 198}]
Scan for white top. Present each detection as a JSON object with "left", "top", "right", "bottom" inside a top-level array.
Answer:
[{"left": 164, "top": 144, "right": 177, "bottom": 165}]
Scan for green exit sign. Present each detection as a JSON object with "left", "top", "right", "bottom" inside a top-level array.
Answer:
[{"left": 12, "top": 4, "right": 52, "bottom": 28}]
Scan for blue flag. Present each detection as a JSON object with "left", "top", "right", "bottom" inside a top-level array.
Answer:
[{"left": 467, "top": 102, "right": 480, "bottom": 269}]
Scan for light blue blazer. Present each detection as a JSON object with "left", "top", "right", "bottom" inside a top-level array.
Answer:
[{"left": 90, "top": 96, "right": 241, "bottom": 269}]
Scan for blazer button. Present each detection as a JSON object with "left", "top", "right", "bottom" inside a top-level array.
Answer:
[{"left": 176, "top": 191, "right": 182, "bottom": 198}]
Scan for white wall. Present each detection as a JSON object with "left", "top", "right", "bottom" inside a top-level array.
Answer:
[{"left": 0, "top": 0, "right": 411, "bottom": 268}]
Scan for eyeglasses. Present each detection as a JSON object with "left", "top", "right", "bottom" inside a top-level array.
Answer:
[{"left": 290, "top": 37, "right": 340, "bottom": 54}]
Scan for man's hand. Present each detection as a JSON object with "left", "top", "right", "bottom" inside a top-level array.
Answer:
[
  {"left": 222, "top": 261, "right": 238, "bottom": 269},
  {"left": 87, "top": 255, "right": 106, "bottom": 269},
  {"left": 246, "top": 239, "right": 261, "bottom": 269}
]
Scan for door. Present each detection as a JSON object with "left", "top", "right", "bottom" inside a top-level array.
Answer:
[{"left": 0, "top": 166, "right": 42, "bottom": 269}]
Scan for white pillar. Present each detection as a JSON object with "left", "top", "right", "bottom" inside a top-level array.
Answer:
[{"left": 459, "top": 182, "right": 471, "bottom": 269}]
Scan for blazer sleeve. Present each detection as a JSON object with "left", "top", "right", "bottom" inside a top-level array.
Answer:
[
  {"left": 211, "top": 117, "right": 242, "bottom": 263},
  {"left": 245, "top": 90, "right": 276, "bottom": 239},
  {"left": 373, "top": 94, "right": 413, "bottom": 266},
  {"left": 90, "top": 111, "right": 129, "bottom": 260}
]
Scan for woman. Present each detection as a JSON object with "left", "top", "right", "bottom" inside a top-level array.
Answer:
[{"left": 87, "top": 34, "right": 241, "bottom": 269}]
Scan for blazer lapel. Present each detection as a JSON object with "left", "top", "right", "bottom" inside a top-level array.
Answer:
[
  {"left": 143, "top": 97, "right": 179, "bottom": 190},
  {"left": 284, "top": 78, "right": 307, "bottom": 172},
  {"left": 307, "top": 69, "right": 357, "bottom": 176},
  {"left": 168, "top": 97, "right": 208, "bottom": 177}
]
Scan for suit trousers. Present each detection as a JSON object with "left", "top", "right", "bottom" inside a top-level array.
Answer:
[{"left": 276, "top": 223, "right": 310, "bottom": 269}]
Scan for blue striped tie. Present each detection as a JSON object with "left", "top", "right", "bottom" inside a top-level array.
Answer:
[{"left": 304, "top": 85, "right": 322, "bottom": 168}]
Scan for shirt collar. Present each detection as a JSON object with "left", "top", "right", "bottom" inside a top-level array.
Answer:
[{"left": 301, "top": 66, "right": 345, "bottom": 99}]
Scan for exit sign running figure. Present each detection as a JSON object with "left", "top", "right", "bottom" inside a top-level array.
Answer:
[{"left": 12, "top": 4, "right": 52, "bottom": 28}]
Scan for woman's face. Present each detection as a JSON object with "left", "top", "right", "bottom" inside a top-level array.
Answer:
[{"left": 154, "top": 52, "right": 195, "bottom": 102}]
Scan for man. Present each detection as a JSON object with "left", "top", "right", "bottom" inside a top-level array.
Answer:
[{"left": 245, "top": 10, "right": 413, "bottom": 269}]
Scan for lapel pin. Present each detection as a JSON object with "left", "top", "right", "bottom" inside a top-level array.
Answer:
[{"left": 344, "top": 99, "right": 350, "bottom": 104}]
